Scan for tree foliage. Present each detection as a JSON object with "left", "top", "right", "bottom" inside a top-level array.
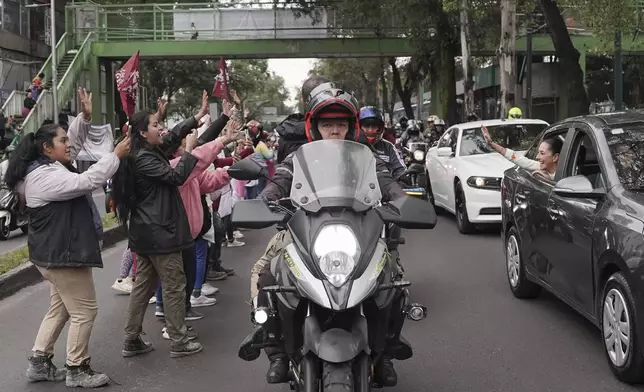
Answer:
[
  {"left": 309, "top": 58, "right": 384, "bottom": 107},
  {"left": 139, "top": 59, "right": 290, "bottom": 120}
]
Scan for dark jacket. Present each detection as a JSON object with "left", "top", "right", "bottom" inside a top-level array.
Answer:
[
  {"left": 372, "top": 139, "right": 406, "bottom": 180},
  {"left": 197, "top": 114, "right": 230, "bottom": 147},
  {"left": 128, "top": 147, "right": 198, "bottom": 255},
  {"left": 26, "top": 160, "right": 103, "bottom": 269},
  {"left": 275, "top": 113, "right": 308, "bottom": 164},
  {"left": 260, "top": 150, "right": 406, "bottom": 203}
]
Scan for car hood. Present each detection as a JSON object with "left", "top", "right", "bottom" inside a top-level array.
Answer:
[{"left": 458, "top": 152, "right": 523, "bottom": 177}]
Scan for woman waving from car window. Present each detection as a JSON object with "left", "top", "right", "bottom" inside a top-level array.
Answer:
[{"left": 482, "top": 125, "right": 562, "bottom": 180}]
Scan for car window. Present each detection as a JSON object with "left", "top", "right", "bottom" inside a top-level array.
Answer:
[
  {"left": 437, "top": 128, "right": 457, "bottom": 149},
  {"left": 523, "top": 130, "right": 545, "bottom": 160},
  {"left": 562, "top": 128, "right": 604, "bottom": 189},
  {"left": 604, "top": 124, "right": 644, "bottom": 191},
  {"left": 460, "top": 123, "right": 547, "bottom": 157}
]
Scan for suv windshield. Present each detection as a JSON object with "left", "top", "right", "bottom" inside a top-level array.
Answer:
[
  {"left": 460, "top": 123, "right": 547, "bottom": 156},
  {"left": 605, "top": 125, "right": 644, "bottom": 190}
]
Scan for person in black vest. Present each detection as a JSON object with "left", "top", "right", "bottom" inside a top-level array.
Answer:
[{"left": 5, "top": 88, "right": 131, "bottom": 388}]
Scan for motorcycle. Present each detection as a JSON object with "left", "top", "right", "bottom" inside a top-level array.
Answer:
[
  {"left": 402, "top": 141, "right": 428, "bottom": 199},
  {"left": 229, "top": 140, "right": 437, "bottom": 392},
  {"left": 0, "top": 186, "right": 27, "bottom": 240}
]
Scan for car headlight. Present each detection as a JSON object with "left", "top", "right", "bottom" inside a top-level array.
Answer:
[
  {"left": 413, "top": 150, "right": 425, "bottom": 161},
  {"left": 466, "top": 176, "right": 501, "bottom": 190},
  {"left": 313, "top": 225, "right": 361, "bottom": 288}
]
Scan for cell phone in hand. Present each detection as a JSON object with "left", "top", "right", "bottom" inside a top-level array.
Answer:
[{"left": 236, "top": 129, "right": 248, "bottom": 140}]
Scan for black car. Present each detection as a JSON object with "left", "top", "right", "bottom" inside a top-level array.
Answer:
[{"left": 501, "top": 111, "right": 644, "bottom": 384}]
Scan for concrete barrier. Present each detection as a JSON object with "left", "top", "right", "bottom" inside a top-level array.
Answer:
[{"left": 0, "top": 225, "right": 127, "bottom": 300}]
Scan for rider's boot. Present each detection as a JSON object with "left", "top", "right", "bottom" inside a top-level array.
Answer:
[
  {"left": 373, "top": 354, "right": 398, "bottom": 387},
  {"left": 266, "top": 349, "right": 289, "bottom": 384}
]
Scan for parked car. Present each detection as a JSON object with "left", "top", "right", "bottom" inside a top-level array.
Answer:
[
  {"left": 425, "top": 118, "right": 548, "bottom": 234},
  {"left": 501, "top": 111, "right": 644, "bottom": 384}
]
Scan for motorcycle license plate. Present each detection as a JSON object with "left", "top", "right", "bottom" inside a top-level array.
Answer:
[{"left": 404, "top": 188, "right": 426, "bottom": 196}]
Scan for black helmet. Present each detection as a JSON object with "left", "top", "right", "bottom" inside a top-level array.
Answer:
[{"left": 304, "top": 87, "right": 360, "bottom": 142}]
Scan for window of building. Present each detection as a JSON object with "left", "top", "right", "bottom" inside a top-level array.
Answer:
[{"left": 3, "top": 0, "right": 21, "bottom": 35}]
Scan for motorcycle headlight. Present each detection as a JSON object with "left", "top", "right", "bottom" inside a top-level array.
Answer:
[
  {"left": 313, "top": 225, "right": 361, "bottom": 288},
  {"left": 413, "top": 150, "right": 425, "bottom": 161}
]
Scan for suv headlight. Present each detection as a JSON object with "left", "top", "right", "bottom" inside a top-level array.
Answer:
[
  {"left": 413, "top": 150, "right": 425, "bottom": 161},
  {"left": 313, "top": 225, "right": 361, "bottom": 288}
]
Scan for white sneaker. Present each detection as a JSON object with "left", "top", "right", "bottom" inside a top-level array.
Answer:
[
  {"left": 227, "top": 239, "right": 245, "bottom": 247},
  {"left": 111, "top": 277, "right": 133, "bottom": 294},
  {"left": 190, "top": 294, "right": 217, "bottom": 307},
  {"left": 233, "top": 230, "right": 244, "bottom": 239},
  {"left": 162, "top": 327, "right": 170, "bottom": 340},
  {"left": 201, "top": 283, "right": 219, "bottom": 296},
  {"left": 148, "top": 296, "right": 157, "bottom": 304}
]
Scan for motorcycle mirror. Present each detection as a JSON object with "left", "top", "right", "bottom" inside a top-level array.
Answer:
[
  {"left": 227, "top": 159, "right": 263, "bottom": 181},
  {"left": 375, "top": 196, "right": 437, "bottom": 229}
]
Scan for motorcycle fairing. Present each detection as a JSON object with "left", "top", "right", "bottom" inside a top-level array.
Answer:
[{"left": 301, "top": 311, "right": 371, "bottom": 363}]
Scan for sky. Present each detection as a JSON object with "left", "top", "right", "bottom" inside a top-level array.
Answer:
[{"left": 267, "top": 58, "right": 316, "bottom": 109}]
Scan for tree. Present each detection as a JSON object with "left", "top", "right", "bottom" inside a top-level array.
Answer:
[
  {"left": 309, "top": 58, "right": 384, "bottom": 107},
  {"left": 459, "top": 0, "right": 475, "bottom": 119}
]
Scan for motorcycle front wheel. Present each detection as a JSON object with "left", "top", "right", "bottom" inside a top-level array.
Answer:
[
  {"left": 322, "top": 361, "right": 354, "bottom": 392},
  {"left": 0, "top": 218, "right": 10, "bottom": 240}
]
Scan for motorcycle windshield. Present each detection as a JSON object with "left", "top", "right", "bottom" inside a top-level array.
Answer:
[
  {"left": 407, "top": 142, "right": 427, "bottom": 152},
  {"left": 290, "top": 140, "right": 383, "bottom": 213}
]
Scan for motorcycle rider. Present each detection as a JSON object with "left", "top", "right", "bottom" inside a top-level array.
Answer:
[
  {"left": 243, "top": 86, "right": 408, "bottom": 386},
  {"left": 360, "top": 106, "right": 405, "bottom": 180},
  {"left": 399, "top": 118, "right": 425, "bottom": 148},
  {"left": 274, "top": 75, "right": 330, "bottom": 163},
  {"left": 426, "top": 117, "right": 446, "bottom": 146},
  {"left": 508, "top": 106, "right": 523, "bottom": 119}
]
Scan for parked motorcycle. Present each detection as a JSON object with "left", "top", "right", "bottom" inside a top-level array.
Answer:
[
  {"left": 230, "top": 140, "right": 437, "bottom": 392},
  {"left": 402, "top": 141, "right": 428, "bottom": 199},
  {"left": 0, "top": 186, "right": 27, "bottom": 240}
]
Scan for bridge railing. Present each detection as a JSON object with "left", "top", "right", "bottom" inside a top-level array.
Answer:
[{"left": 66, "top": 1, "right": 405, "bottom": 42}]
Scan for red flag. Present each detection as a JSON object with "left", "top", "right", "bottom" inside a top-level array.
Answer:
[
  {"left": 116, "top": 51, "right": 140, "bottom": 118},
  {"left": 211, "top": 57, "right": 230, "bottom": 99}
]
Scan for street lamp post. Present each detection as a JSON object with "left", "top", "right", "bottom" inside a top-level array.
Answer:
[{"left": 26, "top": 0, "right": 57, "bottom": 123}]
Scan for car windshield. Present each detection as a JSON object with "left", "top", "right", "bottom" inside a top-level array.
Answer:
[
  {"left": 459, "top": 123, "right": 547, "bottom": 156},
  {"left": 604, "top": 125, "right": 644, "bottom": 191},
  {"left": 290, "top": 140, "right": 383, "bottom": 213}
]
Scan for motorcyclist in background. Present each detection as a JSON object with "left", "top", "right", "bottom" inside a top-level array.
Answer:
[
  {"left": 426, "top": 118, "right": 446, "bottom": 147},
  {"left": 243, "top": 86, "right": 408, "bottom": 386},
  {"left": 398, "top": 116, "right": 409, "bottom": 136},
  {"left": 399, "top": 119, "right": 425, "bottom": 148},
  {"left": 508, "top": 106, "right": 523, "bottom": 119},
  {"left": 359, "top": 106, "right": 406, "bottom": 180}
]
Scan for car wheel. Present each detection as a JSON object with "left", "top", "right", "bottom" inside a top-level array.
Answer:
[
  {"left": 601, "top": 271, "right": 644, "bottom": 383},
  {"left": 426, "top": 172, "right": 440, "bottom": 212},
  {"left": 505, "top": 226, "right": 540, "bottom": 298},
  {"left": 455, "top": 182, "right": 474, "bottom": 234}
]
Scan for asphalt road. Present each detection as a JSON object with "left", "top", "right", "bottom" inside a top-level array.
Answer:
[
  {"left": 0, "top": 215, "right": 641, "bottom": 392},
  {"left": 0, "top": 190, "right": 106, "bottom": 254}
]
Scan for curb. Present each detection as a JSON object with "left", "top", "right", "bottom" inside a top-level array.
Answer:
[{"left": 0, "top": 225, "right": 127, "bottom": 300}]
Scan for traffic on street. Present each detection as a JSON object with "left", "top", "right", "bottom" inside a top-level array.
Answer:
[{"left": 0, "top": 217, "right": 639, "bottom": 392}]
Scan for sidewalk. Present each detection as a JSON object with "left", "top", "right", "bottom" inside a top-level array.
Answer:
[{"left": 0, "top": 232, "right": 282, "bottom": 392}]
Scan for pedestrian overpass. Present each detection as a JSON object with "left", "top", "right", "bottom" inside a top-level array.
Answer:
[{"left": 5, "top": 0, "right": 644, "bottom": 133}]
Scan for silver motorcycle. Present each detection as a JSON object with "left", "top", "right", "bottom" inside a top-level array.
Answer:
[{"left": 230, "top": 140, "right": 437, "bottom": 392}]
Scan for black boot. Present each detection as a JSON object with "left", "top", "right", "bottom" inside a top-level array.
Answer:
[
  {"left": 373, "top": 354, "right": 397, "bottom": 387},
  {"left": 266, "top": 354, "right": 289, "bottom": 384}
]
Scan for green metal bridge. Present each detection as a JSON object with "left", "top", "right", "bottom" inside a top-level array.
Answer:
[{"left": 4, "top": 0, "right": 644, "bottom": 132}]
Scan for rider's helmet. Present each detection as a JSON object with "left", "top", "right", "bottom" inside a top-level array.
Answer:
[
  {"left": 304, "top": 85, "right": 360, "bottom": 142},
  {"left": 359, "top": 106, "right": 384, "bottom": 144},
  {"left": 406, "top": 119, "right": 420, "bottom": 134},
  {"left": 433, "top": 118, "right": 446, "bottom": 133},
  {"left": 508, "top": 107, "right": 523, "bottom": 119},
  {"left": 427, "top": 115, "right": 437, "bottom": 126}
]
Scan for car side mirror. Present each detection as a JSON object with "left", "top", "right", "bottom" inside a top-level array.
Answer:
[
  {"left": 227, "top": 159, "right": 263, "bottom": 181},
  {"left": 554, "top": 175, "right": 604, "bottom": 199},
  {"left": 437, "top": 147, "right": 453, "bottom": 157}
]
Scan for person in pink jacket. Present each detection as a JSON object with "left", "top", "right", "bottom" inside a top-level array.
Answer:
[{"left": 154, "top": 117, "right": 241, "bottom": 327}]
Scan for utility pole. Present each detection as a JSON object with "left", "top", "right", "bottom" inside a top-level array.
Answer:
[
  {"left": 526, "top": 30, "right": 533, "bottom": 118},
  {"left": 417, "top": 80, "right": 424, "bottom": 121},
  {"left": 614, "top": 30, "right": 623, "bottom": 111}
]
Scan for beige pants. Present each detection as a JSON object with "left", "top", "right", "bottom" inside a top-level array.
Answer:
[
  {"left": 250, "top": 230, "right": 292, "bottom": 299},
  {"left": 32, "top": 267, "right": 98, "bottom": 366}
]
